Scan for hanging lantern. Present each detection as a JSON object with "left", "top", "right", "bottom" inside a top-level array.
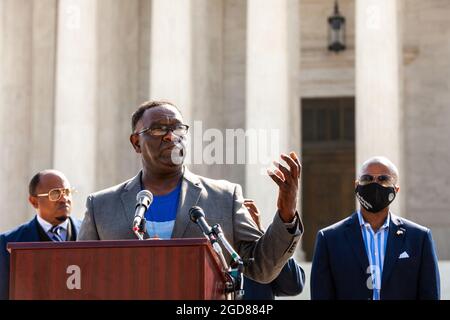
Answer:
[{"left": 328, "top": 0, "right": 346, "bottom": 53}]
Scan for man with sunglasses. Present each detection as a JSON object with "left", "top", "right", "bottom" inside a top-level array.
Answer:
[
  {"left": 79, "top": 100, "right": 303, "bottom": 285},
  {"left": 0, "top": 170, "right": 81, "bottom": 300},
  {"left": 311, "top": 156, "right": 440, "bottom": 300}
]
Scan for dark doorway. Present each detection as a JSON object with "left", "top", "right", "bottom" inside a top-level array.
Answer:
[{"left": 301, "top": 97, "right": 356, "bottom": 261}]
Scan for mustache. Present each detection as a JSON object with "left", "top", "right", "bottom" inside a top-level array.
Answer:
[
  {"left": 57, "top": 203, "right": 71, "bottom": 210},
  {"left": 161, "top": 140, "right": 186, "bottom": 152}
]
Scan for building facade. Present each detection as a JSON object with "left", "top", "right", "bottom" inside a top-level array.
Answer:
[{"left": 1, "top": 0, "right": 449, "bottom": 262}]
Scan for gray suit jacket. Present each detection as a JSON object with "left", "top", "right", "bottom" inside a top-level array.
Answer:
[{"left": 78, "top": 168, "right": 301, "bottom": 283}]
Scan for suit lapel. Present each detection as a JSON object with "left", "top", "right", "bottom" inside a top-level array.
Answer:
[
  {"left": 66, "top": 218, "right": 73, "bottom": 241},
  {"left": 70, "top": 217, "right": 81, "bottom": 240},
  {"left": 344, "top": 212, "right": 370, "bottom": 273},
  {"left": 381, "top": 213, "right": 406, "bottom": 288},
  {"left": 31, "top": 217, "right": 50, "bottom": 242},
  {"left": 67, "top": 218, "right": 80, "bottom": 241},
  {"left": 171, "top": 168, "right": 203, "bottom": 238},
  {"left": 120, "top": 172, "right": 150, "bottom": 238}
]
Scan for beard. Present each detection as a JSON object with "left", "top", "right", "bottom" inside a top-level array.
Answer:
[{"left": 55, "top": 215, "right": 69, "bottom": 222}]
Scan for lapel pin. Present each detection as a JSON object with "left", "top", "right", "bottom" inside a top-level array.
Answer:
[{"left": 396, "top": 228, "right": 405, "bottom": 236}]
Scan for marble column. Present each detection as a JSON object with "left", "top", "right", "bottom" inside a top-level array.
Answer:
[
  {"left": 0, "top": 0, "right": 33, "bottom": 231},
  {"left": 54, "top": 0, "right": 146, "bottom": 219},
  {"left": 222, "top": 0, "right": 248, "bottom": 188},
  {"left": 95, "top": 0, "right": 142, "bottom": 190},
  {"left": 355, "top": 0, "right": 404, "bottom": 214},
  {"left": 149, "top": 0, "right": 193, "bottom": 124},
  {"left": 53, "top": 0, "right": 98, "bottom": 220},
  {"left": 0, "top": 0, "right": 58, "bottom": 231},
  {"left": 246, "top": 0, "right": 301, "bottom": 231},
  {"left": 30, "top": 0, "right": 58, "bottom": 176},
  {"left": 149, "top": 0, "right": 229, "bottom": 181}
]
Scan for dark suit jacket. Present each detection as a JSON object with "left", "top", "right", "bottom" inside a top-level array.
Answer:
[
  {"left": 243, "top": 258, "right": 305, "bottom": 300},
  {"left": 0, "top": 216, "right": 81, "bottom": 300},
  {"left": 310, "top": 212, "right": 440, "bottom": 300}
]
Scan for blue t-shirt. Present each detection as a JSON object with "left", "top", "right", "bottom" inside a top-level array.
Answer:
[{"left": 144, "top": 183, "right": 181, "bottom": 239}]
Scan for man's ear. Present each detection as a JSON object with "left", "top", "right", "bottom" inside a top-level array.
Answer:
[
  {"left": 28, "top": 195, "right": 38, "bottom": 209},
  {"left": 129, "top": 134, "right": 141, "bottom": 153},
  {"left": 395, "top": 185, "right": 400, "bottom": 193}
]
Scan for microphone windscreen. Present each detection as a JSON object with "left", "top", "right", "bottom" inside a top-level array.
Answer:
[
  {"left": 136, "top": 190, "right": 153, "bottom": 207},
  {"left": 136, "top": 190, "right": 153, "bottom": 202},
  {"left": 189, "top": 206, "right": 205, "bottom": 222}
]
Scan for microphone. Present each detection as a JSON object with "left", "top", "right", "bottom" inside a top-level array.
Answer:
[
  {"left": 189, "top": 206, "right": 212, "bottom": 236},
  {"left": 189, "top": 206, "right": 229, "bottom": 270},
  {"left": 189, "top": 206, "right": 245, "bottom": 300},
  {"left": 132, "top": 190, "right": 153, "bottom": 239}
]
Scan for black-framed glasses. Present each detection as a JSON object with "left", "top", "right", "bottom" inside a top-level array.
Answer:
[
  {"left": 36, "top": 188, "right": 75, "bottom": 201},
  {"left": 358, "top": 174, "right": 395, "bottom": 187},
  {"left": 136, "top": 124, "right": 189, "bottom": 137}
]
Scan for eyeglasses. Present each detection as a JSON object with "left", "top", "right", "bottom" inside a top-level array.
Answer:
[
  {"left": 358, "top": 174, "right": 395, "bottom": 187},
  {"left": 35, "top": 188, "right": 75, "bottom": 201},
  {"left": 136, "top": 124, "right": 189, "bottom": 137}
]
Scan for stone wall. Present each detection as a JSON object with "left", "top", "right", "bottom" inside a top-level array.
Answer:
[{"left": 403, "top": 0, "right": 450, "bottom": 259}]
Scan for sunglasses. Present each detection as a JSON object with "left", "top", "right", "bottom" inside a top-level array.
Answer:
[
  {"left": 35, "top": 188, "right": 75, "bottom": 201},
  {"left": 358, "top": 174, "right": 395, "bottom": 187}
]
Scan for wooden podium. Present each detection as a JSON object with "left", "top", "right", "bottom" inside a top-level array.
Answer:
[{"left": 7, "top": 238, "right": 228, "bottom": 300}]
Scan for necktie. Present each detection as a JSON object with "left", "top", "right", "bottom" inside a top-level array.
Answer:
[{"left": 49, "top": 225, "right": 64, "bottom": 242}]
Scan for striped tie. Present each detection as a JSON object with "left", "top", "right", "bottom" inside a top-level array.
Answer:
[{"left": 49, "top": 225, "right": 64, "bottom": 242}]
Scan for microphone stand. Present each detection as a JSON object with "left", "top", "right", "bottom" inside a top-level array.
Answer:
[
  {"left": 133, "top": 217, "right": 147, "bottom": 240},
  {"left": 205, "top": 232, "right": 229, "bottom": 271},
  {"left": 210, "top": 224, "right": 245, "bottom": 300},
  {"left": 189, "top": 206, "right": 248, "bottom": 300}
]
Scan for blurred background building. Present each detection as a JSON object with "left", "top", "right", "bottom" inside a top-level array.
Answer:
[{"left": 1, "top": 0, "right": 449, "bottom": 298}]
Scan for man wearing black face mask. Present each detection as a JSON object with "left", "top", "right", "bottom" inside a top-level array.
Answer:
[{"left": 310, "top": 156, "right": 440, "bottom": 300}]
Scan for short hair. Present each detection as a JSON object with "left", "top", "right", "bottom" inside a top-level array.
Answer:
[
  {"left": 359, "top": 156, "right": 399, "bottom": 184},
  {"left": 131, "top": 100, "right": 181, "bottom": 132},
  {"left": 29, "top": 172, "right": 42, "bottom": 196},
  {"left": 28, "top": 169, "right": 68, "bottom": 196}
]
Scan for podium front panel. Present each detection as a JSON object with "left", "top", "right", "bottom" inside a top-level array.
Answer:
[{"left": 8, "top": 239, "right": 227, "bottom": 300}]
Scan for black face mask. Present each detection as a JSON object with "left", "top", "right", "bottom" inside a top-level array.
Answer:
[{"left": 355, "top": 183, "right": 396, "bottom": 213}]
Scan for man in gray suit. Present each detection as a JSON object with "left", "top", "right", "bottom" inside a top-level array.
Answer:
[{"left": 78, "top": 100, "right": 302, "bottom": 283}]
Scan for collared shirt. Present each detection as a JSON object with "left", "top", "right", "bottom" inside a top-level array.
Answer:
[
  {"left": 36, "top": 215, "right": 69, "bottom": 241},
  {"left": 357, "top": 210, "right": 390, "bottom": 300}
]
